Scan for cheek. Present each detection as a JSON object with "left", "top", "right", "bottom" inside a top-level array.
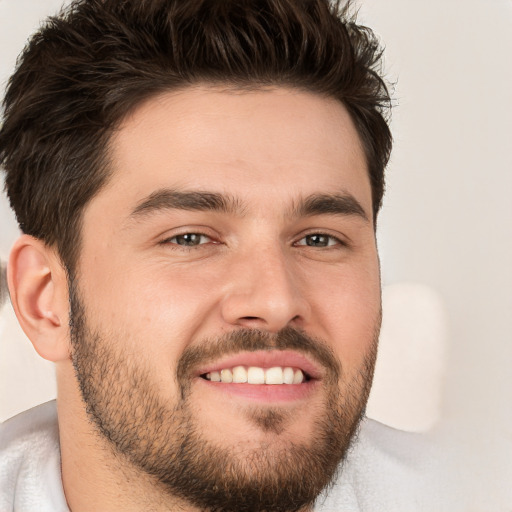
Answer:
[
  {"left": 306, "top": 259, "right": 381, "bottom": 369},
  {"left": 77, "top": 256, "right": 220, "bottom": 360}
]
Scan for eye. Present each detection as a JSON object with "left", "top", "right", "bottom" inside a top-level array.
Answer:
[
  {"left": 295, "top": 233, "right": 341, "bottom": 248},
  {"left": 166, "top": 233, "right": 213, "bottom": 247}
]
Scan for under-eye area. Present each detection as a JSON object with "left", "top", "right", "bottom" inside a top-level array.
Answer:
[{"left": 201, "top": 366, "right": 311, "bottom": 385}]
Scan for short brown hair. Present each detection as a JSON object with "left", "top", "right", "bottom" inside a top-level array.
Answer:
[{"left": 0, "top": 0, "right": 391, "bottom": 271}]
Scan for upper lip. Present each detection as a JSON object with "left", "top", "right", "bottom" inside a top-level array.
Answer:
[{"left": 196, "top": 350, "right": 323, "bottom": 380}]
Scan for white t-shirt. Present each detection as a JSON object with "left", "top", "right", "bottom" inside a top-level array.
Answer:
[
  {"left": 0, "top": 401, "right": 67, "bottom": 511},
  {"left": 0, "top": 400, "right": 457, "bottom": 512}
]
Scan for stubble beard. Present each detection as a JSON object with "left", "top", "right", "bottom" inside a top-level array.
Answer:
[{"left": 68, "top": 279, "right": 379, "bottom": 512}]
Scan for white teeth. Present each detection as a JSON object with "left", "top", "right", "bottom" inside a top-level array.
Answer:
[
  {"left": 247, "top": 367, "right": 265, "bottom": 384},
  {"left": 206, "top": 366, "right": 307, "bottom": 385},
  {"left": 220, "top": 369, "right": 233, "bottom": 383},
  {"left": 232, "top": 366, "right": 248, "bottom": 383},
  {"left": 265, "top": 367, "right": 284, "bottom": 385},
  {"left": 283, "top": 367, "right": 295, "bottom": 384}
]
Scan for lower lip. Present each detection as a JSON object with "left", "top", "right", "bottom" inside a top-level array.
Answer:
[{"left": 197, "top": 378, "right": 318, "bottom": 403}]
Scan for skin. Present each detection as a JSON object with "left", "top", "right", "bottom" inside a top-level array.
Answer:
[{"left": 8, "top": 86, "right": 381, "bottom": 511}]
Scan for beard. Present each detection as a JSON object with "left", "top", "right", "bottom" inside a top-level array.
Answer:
[{"left": 68, "top": 278, "right": 379, "bottom": 512}]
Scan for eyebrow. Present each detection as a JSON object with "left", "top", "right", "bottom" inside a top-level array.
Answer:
[
  {"left": 291, "top": 193, "right": 369, "bottom": 222},
  {"left": 130, "top": 189, "right": 244, "bottom": 218},
  {"left": 129, "top": 188, "right": 368, "bottom": 223}
]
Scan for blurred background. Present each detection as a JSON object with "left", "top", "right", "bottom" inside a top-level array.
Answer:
[{"left": 1, "top": 0, "right": 511, "bottom": 509}]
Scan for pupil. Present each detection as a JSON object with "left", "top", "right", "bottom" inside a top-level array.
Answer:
[
  {"left": 307, "top": 235, "right": 327, "bottom": 247},
  {"left": 178, "top": 234, "right": 200, "bottom": 246}
]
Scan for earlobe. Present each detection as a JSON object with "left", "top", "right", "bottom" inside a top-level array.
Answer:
[{"left": 8, "top": 235, "right": 71, "bottom": 362}]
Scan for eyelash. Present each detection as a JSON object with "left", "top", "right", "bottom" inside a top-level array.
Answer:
[
  {"left": 294, "top": 233, "right": 345, "bottom": 248},
  {"left": 160, "top": 231, "right": 346, "bottom": 250},
  {"left": 160, "top": 232, "right": 215, "bottom": 248}
]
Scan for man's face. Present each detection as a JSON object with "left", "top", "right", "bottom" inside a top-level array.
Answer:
[{"left": 70, "top": 86, "right": 381, "bottom": 511}]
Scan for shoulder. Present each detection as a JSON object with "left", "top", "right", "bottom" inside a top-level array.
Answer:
[
  {"left": 0, "top": 400, "right": 59, "bottom": 452},
  {"left": 0, "top": 400, "right": 69, "bottom": 511},
  {"left": 316, "top": 417, "right": 461, "bottom": 512}
]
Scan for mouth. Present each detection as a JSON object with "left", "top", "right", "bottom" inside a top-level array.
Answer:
[
  {"left": 195, "top": 350, "right": 320, "bottom": 402},
  {"left": 201, "top": 366, "right": 310, "bottom": 385}
]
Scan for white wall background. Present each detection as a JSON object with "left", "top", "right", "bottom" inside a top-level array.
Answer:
[
  {"left": 360, "top": 0, "right": 512, "bottom": 435},
  {"left": 358, "top": 1, "right": 512, "bottom": 508},
  {"left": 1, "top": 0, "right": 511, "bottom": 509}
]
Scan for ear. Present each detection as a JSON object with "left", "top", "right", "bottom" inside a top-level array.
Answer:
[{"left": 7, "top": 235, "right": 71, "bottom": 362}]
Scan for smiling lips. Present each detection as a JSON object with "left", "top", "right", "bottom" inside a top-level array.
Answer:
[
  {"left": 204, "top": 366, "right": 306, "bottom": 385},
  {"left": 197, "top": 349, "right": 321, "bottom": 389},
  {"left": 196, "top": 351, "right": 321, "bottom": 402}
]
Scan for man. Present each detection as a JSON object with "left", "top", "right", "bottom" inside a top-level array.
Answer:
[{"left": 0, "top": 1, "right": 434, "bottom": 511}]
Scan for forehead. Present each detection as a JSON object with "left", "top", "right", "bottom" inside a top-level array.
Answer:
[{"left": 97, "top": 86, "right": 371, "bottom": 218}]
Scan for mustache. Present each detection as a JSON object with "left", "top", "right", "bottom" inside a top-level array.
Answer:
[{"left": 176, "top": 326, "right": 341, "bottom": 385}]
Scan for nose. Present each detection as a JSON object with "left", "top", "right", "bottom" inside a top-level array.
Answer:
[{"left": 220, "top": 245, "right": 311, "bottom": 333}]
